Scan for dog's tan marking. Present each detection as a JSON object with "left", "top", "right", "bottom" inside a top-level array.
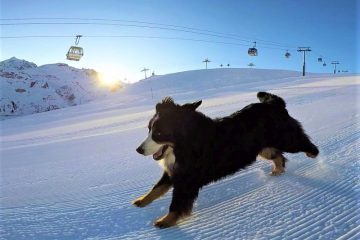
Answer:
[
  {"left": 132, "top": 184, "right": 171, "bottom": 207},
  {"left": 270, "top": 155, "right": 285, "bottom": 176},
  {"left": 154, "top": 211, "right": 181, "bottom": 228},
  {"left": 158, "top": 147, "right": 176, "bottom": 176},
  {"left": 306, "top": 152, "right": 317, "bottom": 158},
  {"left": 259, "top": 148, "right": 285, "bottom": 176},
  {"left": 259, "top": 147, "right": 277, "bottom": 160}
]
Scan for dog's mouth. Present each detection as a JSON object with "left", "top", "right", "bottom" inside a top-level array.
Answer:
[{"left": 153, "top": 145, "right": 169, "bottom": 160}]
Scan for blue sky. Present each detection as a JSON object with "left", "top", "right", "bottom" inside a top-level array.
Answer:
[{"left": 1, "top": 0, "right": 358, "bottom": 82}]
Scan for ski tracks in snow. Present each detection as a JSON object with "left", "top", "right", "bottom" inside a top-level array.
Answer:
[{"left": 0, "top": 75, "right": 359, "bottom": 239}]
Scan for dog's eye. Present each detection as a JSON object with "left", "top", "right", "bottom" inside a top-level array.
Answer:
[{"left": 154, "top": 131, "right": 161, "bottom": 136}]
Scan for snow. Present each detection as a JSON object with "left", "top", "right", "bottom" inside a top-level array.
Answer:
[
  {"left": 0, "top": 58, "right": 118, "bottom": 118},
  {"left": 0, "top": 68, "right": 359, "bottom": 239}
]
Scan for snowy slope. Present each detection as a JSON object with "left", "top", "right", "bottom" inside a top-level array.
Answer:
[
  {"left": 0, "top": 69, "right": 359, "bottom": 240},
  {"left": 0, "top": 57, "right": 115, "bottom": 118},
  {"left": 126, "top": 68, "right": 324, "bottom": 101}
]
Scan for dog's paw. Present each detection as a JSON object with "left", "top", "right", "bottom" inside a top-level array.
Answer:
[
  {"left": 132, "top": 196, "right": 149, "bottom": 207},
  {"left": 269, "top": 170, "right": 284, "bottom": 176},
  {"left": 154, "top": 212, "right": 179, "bottom": 228}
]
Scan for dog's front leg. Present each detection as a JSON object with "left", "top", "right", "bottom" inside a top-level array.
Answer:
[
  {"left": 132, "top": 172, "right": 172, "bottom": 207},
  {"left": 154, "top": 178, "right": 199, "bottom": 228}
]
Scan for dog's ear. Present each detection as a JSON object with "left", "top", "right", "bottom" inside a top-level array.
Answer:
[
  {"left": 182, "top": 100, "right": 202, "bottom": 111},
  {"left": 156, "top": 96, "right": 175, "bottom": 112},
  {"left": 162, "top": 96, "right": 174, "bottom": 104}
]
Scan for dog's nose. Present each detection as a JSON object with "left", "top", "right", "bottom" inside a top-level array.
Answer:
[{"left": 136, "top": 146, "right": 144, "bottom": 154}]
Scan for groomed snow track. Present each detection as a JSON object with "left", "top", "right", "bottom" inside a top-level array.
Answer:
[{"left": 1, "top": 70, "right": 359, "bottom": 239}]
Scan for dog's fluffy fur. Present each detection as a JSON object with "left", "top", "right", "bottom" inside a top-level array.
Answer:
[{"left": 134, "top": 92, "right": 319, "bottom": 228}]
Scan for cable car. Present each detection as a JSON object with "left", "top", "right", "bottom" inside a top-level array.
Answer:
[
  {"left": 66, "top": 35, "right": 84, "bottom": 61},
  {"left": 323, "top": 62, "right": 327, "bottom": 67},
  {"left": 248, "top": 41, "right": 258, "bottom": 56},
  {"left": 285, "top": 50, "right": 291, "bottom": 58},
  {"left": 318, "top": 56, "right": 323, "bottom": 62}
]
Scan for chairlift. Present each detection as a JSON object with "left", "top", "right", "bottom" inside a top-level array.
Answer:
[
  {"left": 285, "top": 50, "right": 291, "bottom": 58},
  {"left": 323, "top": 62, "right": 327, "bottom": 67},
  {"left": 66, "top": 35, "right": 84, "bottom": 61},
  {"left": 248, "top": 41, "right": 258, "bottom": 56},
  {"left": 318, "top": 56, "right": 323, "bottom": 62}
]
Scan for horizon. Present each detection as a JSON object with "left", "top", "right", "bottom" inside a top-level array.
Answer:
[
  {"left": 1, "top": 0, "right": 358, "bottom": 83},
  {"left": 1, "top": 56, "right": 357, "bottom": 86}
]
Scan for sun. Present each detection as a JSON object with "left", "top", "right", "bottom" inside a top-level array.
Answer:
[{"left": 97, "top": 71, "right": 121, "bottom": 87}]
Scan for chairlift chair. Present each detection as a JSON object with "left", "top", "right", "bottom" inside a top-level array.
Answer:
[
  {"left": 318, "top": 57, "right": 323, "bottom": 62},
  {"left": 323, "top": 62, "right": 327, "bottom": 67},
  {"left": 66, "top": 35, "right": 84, "bottom": 61},
  {"left": 285, "top": 50, "right": 291, "bottom": 58},
  {"left": 248, "top": 41, "right": 258, "bottom": 56}
]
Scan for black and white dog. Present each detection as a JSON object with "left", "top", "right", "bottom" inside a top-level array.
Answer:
[{"left": 134, "top": 92, "right": 319, "bottom": 228}]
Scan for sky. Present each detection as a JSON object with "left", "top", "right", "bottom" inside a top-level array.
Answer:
[{"left": 1, "top": 0, "right": 358, "bottom": 82}]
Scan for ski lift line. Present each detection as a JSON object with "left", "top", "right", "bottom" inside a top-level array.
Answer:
[
  {"left": 0, "top": 21, "right": 277, "bottom": 46},
  {"left": 0, "top": 34, "right": 293, "bottom": 51},
  {"left": 0, "top": 17, "right": 299, "bottom": 48},
  {"left": 0, "top": 34, "right": 291, "bottom": 50},
  {"left": 1, "top": 22, "right": 299, "bottom": 49},
  {"left": 1, "top": 21, "right": 291, "bottom": 48}
]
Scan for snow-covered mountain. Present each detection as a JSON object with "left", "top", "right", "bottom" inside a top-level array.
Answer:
[{"left": 0, "top": 57, "right": 117, "bottom": 117}]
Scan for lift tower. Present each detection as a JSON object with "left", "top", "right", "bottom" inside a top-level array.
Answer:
[
  {"left": 331, "top": 61, "right": 340, "bottom": 74},
  {"left": 297, "top": 47, "right": 312, "bottom": 76}
]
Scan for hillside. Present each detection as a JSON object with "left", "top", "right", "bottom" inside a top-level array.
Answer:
[
  {"left": 1, "top": 68, "right": 359, "bottom": 239},
  {"left": 0, "top": 57, "right": 117, "bottom": 118}
]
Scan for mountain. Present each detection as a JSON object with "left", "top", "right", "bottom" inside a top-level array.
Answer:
[{"left": 0, "top": 57, "right": 116, "bottom": 118}]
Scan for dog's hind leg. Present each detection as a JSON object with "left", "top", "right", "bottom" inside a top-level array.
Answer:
[
  {"left": 270, "top": 155, "right": 286, "bottom": 176},
  {"left": 259, "top": 148, "right": 286, "bottom": 176},
  {"left": 132, "top": 172, "right": 172, "bottom": 208}
]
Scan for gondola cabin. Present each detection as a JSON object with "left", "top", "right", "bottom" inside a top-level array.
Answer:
[
  {"left": 248, "top": 41, "right": 258, "bottom": 56},
  {"left": 66, "top": 46, "right": 84, "bottom": 61},
  {"left": 66, "top": 35, "right": 84, "bottom": 61}
]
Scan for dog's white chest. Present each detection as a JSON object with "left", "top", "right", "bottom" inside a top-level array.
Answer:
[{"left": 158, "top": 153, "right": 176, "bottom": 175}]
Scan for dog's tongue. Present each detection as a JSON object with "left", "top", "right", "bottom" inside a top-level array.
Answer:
[
  {"left": 153, "top": 145, "right": 168, "bottom": 160},
  {"left": 153, "top": 146, "right": 164, "bottom": 160}
]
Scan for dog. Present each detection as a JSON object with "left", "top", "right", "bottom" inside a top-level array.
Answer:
[{"left": 134, "top": 92, "right": 319, "bottom": 228}]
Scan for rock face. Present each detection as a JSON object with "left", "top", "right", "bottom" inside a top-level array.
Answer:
[{"left": 0, "top": 57, "right": 111, "bottom": 118}]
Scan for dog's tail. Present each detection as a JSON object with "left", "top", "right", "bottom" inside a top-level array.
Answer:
[{"left": 257, "top": 92, "right": 286, "bottom": 109}]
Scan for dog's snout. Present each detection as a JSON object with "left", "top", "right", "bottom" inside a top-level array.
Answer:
[{"left": 136, "top": 146, "right": 144, "bottom": 154}]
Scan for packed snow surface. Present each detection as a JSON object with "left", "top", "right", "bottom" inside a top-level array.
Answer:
[{"left": 0, "top": 68, "right": 359, "bottom": 239}]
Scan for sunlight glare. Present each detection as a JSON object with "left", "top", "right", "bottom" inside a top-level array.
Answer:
[{"left": 98, "top": 71, "right": 121, "bottom": 87}]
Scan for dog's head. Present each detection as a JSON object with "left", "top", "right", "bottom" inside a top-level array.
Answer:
[{"left": 136, "top": 97, "right": 202, "bottom": 160}]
